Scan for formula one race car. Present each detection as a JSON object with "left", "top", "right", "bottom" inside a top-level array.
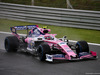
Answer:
[{"left": 4, "top": 25, "right": 97, "bottom": 62}]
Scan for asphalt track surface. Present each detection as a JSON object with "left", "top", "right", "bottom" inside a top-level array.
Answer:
[{"left": 0, "top": 33, "right": 100, "bottom": 75}]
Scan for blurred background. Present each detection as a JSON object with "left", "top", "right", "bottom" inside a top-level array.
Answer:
[{"left": 0, "top": 0, "right": 100, "bottom": 11}]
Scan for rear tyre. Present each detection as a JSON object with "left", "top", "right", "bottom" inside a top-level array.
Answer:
[
  {"left": 4, "top": 36, "right": 19, "bottom": 52},
  {"left": 37, "top": 43, "right": 51, "bottom": 61},
  {"left": 76, "top": 41, "right": 89, "bottom": 56}
]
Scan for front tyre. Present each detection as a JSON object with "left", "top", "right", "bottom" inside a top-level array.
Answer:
[
  {"left": 37, "top": 43, "right": 51, "bottom": 61},
  {"left": 76, "top": 41, "right": 89, "bottom": 56},
  {"left": 4, "top": 36, "right": 19, "bottom": 52}
]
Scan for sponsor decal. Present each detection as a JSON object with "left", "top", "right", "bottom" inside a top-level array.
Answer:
[
  {"left": 15, "top": 25, "right": 37, "bottom": 30},
  {"left": 12, "top": 27, "right": 16, "bottom": 33},
  {"left": 15, "top": 26, "right": 27, "bottom": 30},
  {"left": 65, "top": 47, "right": 72, "bottom": 52},
  {"left": 53, "top": 54, "right": 65, "bottom": 58},
  {"left": 66, "top": 50, "right": 72, "bottom": 52},
  {"left": 46, "top": 54, "right": 53, "bottom": 62},
  {"left": 47, "top": 55, "right": 52, "bottom": 59},
  {"left": 58, "top": 42, "right": 66, "bottom": 46},
  {"left": 27, "top": 25, "right": 36, "bottom": 29},
  {"left": 10, "top": 27, "right": 17, "bottom": 34}
]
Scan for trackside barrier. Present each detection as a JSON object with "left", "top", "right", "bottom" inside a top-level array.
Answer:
[{"left": 0, "top": 2, "right": 100, "bottom": 30}]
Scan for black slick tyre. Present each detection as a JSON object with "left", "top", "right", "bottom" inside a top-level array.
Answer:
[
  {"left": 37, "top": 43, "right": 51, "bottom": 61},
  {"left": 4, "top": 36, "right": 19, "bottom": 52},
  {"left": 76, "top": 41, "right": 89, "bottom": 56}
]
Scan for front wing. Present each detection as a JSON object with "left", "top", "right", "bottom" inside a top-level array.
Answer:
[{"left": 46, "top": 51, "right": 97, "bottom": 62}]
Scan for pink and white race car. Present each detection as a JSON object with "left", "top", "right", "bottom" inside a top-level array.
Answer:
[{"left": 4, "top": 25, "right": 97, "bottom": 62}]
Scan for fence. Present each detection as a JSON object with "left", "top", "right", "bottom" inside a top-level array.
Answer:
[{"left": 0, "top": 2, "right": 100, "bottom": 30}]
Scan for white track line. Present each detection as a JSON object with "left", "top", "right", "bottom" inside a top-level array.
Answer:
[{"left": 0, "top": 31, "right": 100, "bottom": 46}]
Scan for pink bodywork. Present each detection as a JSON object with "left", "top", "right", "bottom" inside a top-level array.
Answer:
[
  {"left": 90, "top": 51, "right": 97, "bottom": 57},
  {"left": 11, "top": 25, "right": 97, "bottom": 61},
  {"left": 24, "top": 32, "right": 77, "bottom": 60},
  {"left": 44, "top": 39, "right": 77, "bottom": 60}
]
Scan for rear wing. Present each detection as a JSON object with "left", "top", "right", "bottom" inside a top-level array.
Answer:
[{"left": 10, "top": 25, "right": 39, "bottom": 34}]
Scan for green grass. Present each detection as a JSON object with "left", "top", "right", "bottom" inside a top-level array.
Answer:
[
  {"left": 0, "top": 19, "right": 100, "bottom": 44},
  {"left": 0, "top": 0, "right": 100, "bottom": 11}
]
